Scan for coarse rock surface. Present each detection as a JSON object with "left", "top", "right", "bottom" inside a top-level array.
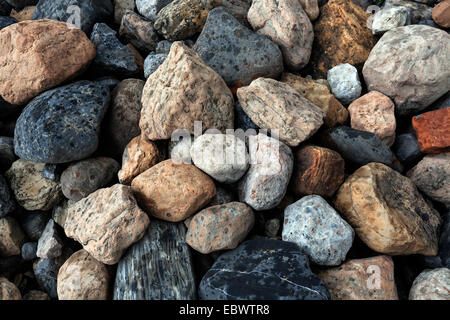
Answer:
[
  {"left": 136, "top": 0, "right": 173, "bottom": 21},
  {"left": 0, "top": 277, "right": 21, "bottom": 300},
  {"left": 52, "top": 199, "right": 74, "bottom": 228},
  {"left": 10, "top": 4, "right": 34, "bottom": 21},
  {"left": 371, "top": 6, "right": 410, "bottom": 35},
  {"left": 412, "top": 107, "right": 450, "bottom": 154},
  {"left": 143, "top": 52, "right": 167, "bottom": 78},
  {"left": 327, "top": 63, "right": 362, "bottom": 105},
  {"left": 433, "top": 0, "right": 450, "bottom": 28},
  {"left": 36, "top": 219, "right": 63, "bottom": 259},
  {"left": 0, "top": 216, "right": 26, "bottom": 257},
  {"left": 115, "top": 0, "right": 135, "bottom": 24},
  {"left": 409, "top": 268, "right": 450, "bottom": 300},
  {"left": 299, "top": 0, "right": 319, "bottom": 21},
  {"left": 0, "top": 174, "right": 15, "bottom": 217},
  {"left": 119, "top": 10, "right": 159, "bottom": 54}
]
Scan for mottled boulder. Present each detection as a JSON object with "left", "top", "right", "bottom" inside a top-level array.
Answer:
[
  {"left": 247, "top": 0, "right": 313, "bottom": 70},
  {"left": 0, "top": 216, "right": 25, "bottom": 257},
  {"left": 318, "top": 256, "right": 399, "bottom": 300},
  {"left": 131, "top": 160, "right": 216, "bottom": 222},
  {"left": 119, "top": 11, "right": 159, "bottom": 54},
  {"left": 409, "top": 268, "right": 450, "bottom": 300},
  {"left": 64, "top": 184, "right": 150, "bottom": 265},
  {"left": 237, "top": 78, "right": 325, "bottom": 147},
  {"left": 193, "top": 7, "right": 283, "bottom": 89},
  {"left": 334, "top": 162, "right": 441, "bottom": 255},
  {"left": 0, "top": 19, "right": 96, "bottom": 105},
  {"left": 412, "top": 107, "right": 450, "bottom": 154},
  {"left": 115, "top": 0, "right": 135, "bottom": 24},
  {"left": 0, "top": 175, "right": 15, "bottom": 218},
  {"left": 136, "top": 0, "right": 173, "bottom": 21},
  {"left": 140, "top": 42, "right": 234, "bottom": 140},
  {"left": 143, "top": 52, "right": 167, "bottom": 78},
  {"left": 13, "top": 81, "right": 111, "bottom": 164},
  {"left": 327, "top": 64, "right": 362, "bottom": 105},
  {"left": 114, "top": 220, "right": 196, "bottom": 300},
  {"left": 57, "top": 249, "right": 110, "bottom": 300},
  {"left": 238, "top": 134, "right": 293, "bottom": 211},
  {"left": 0, "top": 277, "right": 21, "bottom": 300},
  {"left": 199, "top": 239, "right": 330, "bottom": 300},
  {"left": 363, "top": 25, "right": 450, "bottom": 116},
  {"left": 36, "top": 219, "right": 63, "bottom": 259},
  {"left": 290, "top": 145, "right": 345, "bottom": 198},
  {"left": 0, "top": 137, "right": 15, "bottom": 172},
  {"left": 0, "top": 15, "right": 16, "bottom": 30},
  {"left": 5, "top": 160, "right": 63, "bottom": 211},
  {"left": 433, "top": 0, "right": 450, "bottom": 28},
  {"left": 371, "top": 6, "right": 409, "bottom": 35}
]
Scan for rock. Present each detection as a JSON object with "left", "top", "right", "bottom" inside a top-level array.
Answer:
[
  {"left": 20, "top": 211, "right": 49, "bottom": 241},
  {"left": 186, "top": 202, "right": 254, "bottom": 254},
  {"left": 327, "top": 64, "right": 362, "bottom": 105},
  {"left": 13, "top": 81, "right": 111, "bottom": 164},
  {"left": 52, "top": 199, "right": 73, "bottom": 228},
  {"left": 394, "top": 133, "right": 422, "bottom": 165},
  {"left": 299, "top": 0, "right": 319, "bottom": 20},
  {"left": 154, "top": 0, "right": 219, "bottom": 41},
  {"left": 348, "top": 91, "right": 396, "bottom": 147},
  {"left": 247, "top": 0, "right": 313, "bottom": 70},
  {"left": 0, "top": 277, "right": 21, "bottom": 300},
  {"left": 23, "top": 290, "right": 49, "bottom": 300},
  {"left": 10, "top": 4, "right": 34, "bottom": 21},
  {"left": 383, "top": 0, "right": 432, "bottom": 24},
  {"left": 433, "top": 0, "right": 450, "bottom": 28},
  {"left": 143, "top": 52, "right": 167, "bottom": 78},
  {"left": 290, "top": 145, "right": 345, "bottom": 198},
  {"left": 194, "top": 7, "right": 283, "bottom": 90},
  {"left": 90, "top": 23, "right": 139, "bottom": 78},
  {"left": 363, "top": 25, "right": 450, "bottom": 116},
  {"left": 0, "top": 15, "right": 17, "bottom": 30},
  {"left": 0, "top": 137, "right": 15, "bottom": 171},
  {"left": 199, "top": 239, "right": 330, "bottom": 299},
  {"left": 190, "top": 134, "right": 249, "bottom": 183},
  {"left": 0, "top": 174, "right": 15, "bottom": 217},
  {"left": 317, "top": 256, "right": 399, "bottom": 300},
  {"left": 238, "top": 133, "right": 293, "bottom": 211},
  {"left": 118, "top": 135, "right": 160, "bottom": 185},
  {"left": 5, "top": 160, "right": 63, "bottom": 211},
  {"left": 334, "top": 162, "right": 441, "bottom": 255},
  {"left": 412, "top": 108, "right": 450, "bottom": 154},
  {"left": 0, "top": 19, "right": 96, "bottom": 105},
  {"left": 407, "top": 153, "right": 450, "bottom": 208},
  {"left": 60, "top": 157, "right": 120, "bottom": 202},
  {"left": 237, "top": 78, "right": 325, "bottom": 147},
  {"left": 114, "top": 219, "right": 196, "bottom": 299},
  {"left": 310, "top": 0, "right": 377, "bottom": 78},
  {"left": 0, "top": 216, "right": 26, "bottom": 257},
  {"left": 131, "top": 160, "right": 216, "bottom": 222},
  {"left": 221, "top": 0, "right": 251, "bottom": 25},
  {"left": 234, "top": 101, "right": 259, "bottom": 132},
  {"left": 371, "top": 7, "right": 410, "bottom": 35},
  {"left": 126, "top": 43, "right": 145, "bottom": 74},
  {"left": 21, "top": 242, "right": 37, "bottom": 261},
  {"left": 169, "top": 135, "right": 193, "bottom": 164},
  {"left": 136, "top": 0, "right": 173, "bottom": 21},
  {"left": 155, "top": 40, "right": 172, "bottom": 53},
  {"left": 57, "top": 249, "right": 110, "bottom": 300},
  {"left": 36, "top": 220, "right": 63, "bottom": 259},
  {"left": 119, "top": 11, "right": 159, "bottom": 54},
  {"left": 32, "top": 0, "right": 113, "bottom": 35},
  {"left": 114, "top": 0, "right": 135, "bottom": 24},
  {"left": 281, "top": 73, "right": 348, "bottom": 128},
  {"left": 282, "top": 195, "right": 354, "bottom": 266},
  {"left": 0, "top": 0, "right": 12, "bottom": 15},
  {"left": 140, "top": 42, "right": 234, "bottom": 140},
  {"left": 42, "top": 164, "right": 61, "bottom": 181},
  {"left": 409, "top": 268, "right": 450, "bottom": 300}
]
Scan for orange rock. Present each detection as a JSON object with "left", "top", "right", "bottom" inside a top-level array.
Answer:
[
  {"left": 432, "top": 0, "right": 450, "bottom": 28},
  {"left": 412, "top": 107, "right": 450, "bottom": 154}
]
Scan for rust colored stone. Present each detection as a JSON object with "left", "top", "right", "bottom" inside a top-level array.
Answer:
[{"left": 412, "top": 107, "right": 450, "bottom": 154}]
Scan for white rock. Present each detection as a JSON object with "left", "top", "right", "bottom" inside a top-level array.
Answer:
[
  {"left": 169, "top": 135, "right": 193, "bottom": 164},
  {"left": 372, "top": 7, "right": 410, "bottom": 35},
  {"left": 327, "top": 63, "right": 362, "bottom": 105}
]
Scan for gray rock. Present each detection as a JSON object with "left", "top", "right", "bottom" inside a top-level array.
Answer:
[
  {"left": 21, "top": 242, "right": 38, "bottom": 261},
  {"left": 327, "top": 63, "right": 362, "bottom": 105},
  {"left": 282, "top": 195, "right": 354, "bottom": 266},
  {"left": 155, "top": 40, "right": 172, "bottom": 54},
  {"left": 136, "top": 0, "right": 173, "bottom": 21},
  {"left": 119, "top": 10, "right": 159, "bottom": 54},
  {"left": 409, "top": 268, "right": 450, "bottom": 300},
  {"left": 0, "top": 15, "right": 17, "bottom": 30},
  {"left": 144, "top": 52, "right": 167, "bottom": 78},
  {"left": 36, "top": 219, "right": 64, "bottom": 259},
  {"left": 114, "top": 219, "right": 196, "bottom": 300},
  {"left": 383, "top": 0, "right": 432, "bottom": 24},
  {"left": 235, "top": 101, "right": 259, "bottom": 132},
  {"left": 0, "top": 174, "right": 15, "bottom": 217},
  {"left": 371, "top": 6, "right": 410, "bottom": 35},
  {"left": 0, "top": 137, "right": 15, "bottom": 172}
]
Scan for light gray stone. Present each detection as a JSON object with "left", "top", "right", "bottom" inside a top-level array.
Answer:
[
  {"left": 371, "top": 7, "right": 410, "bottom": 35},
  {"left": 327, "top": 63, "right": 362, "bottom": 105},
  {"left": 144, "top": 52, "right": 167, "bottom": 78}
]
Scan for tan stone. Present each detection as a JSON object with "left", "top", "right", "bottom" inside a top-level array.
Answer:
[
  {"left": 334, "top": 162, "right": 441, "bottom": 256},
  {"left": 57, "top": 249, "right": 110, "bottom": 300},
  {"left": 10, "top": 5, "right": 35, "bottom": 21},
  {"left": 237, "top": 78, "right": 325, "bottom": 147},
  {"left": 299, "top": 0, "right": 319, "bottom": 21},
  {"left": 409, "top": 268, "right": 450, "bottom": 300},
  {"left": 131, "top": 159, "right": 216, "bottom": 222},
  {"left": 0, "top": 216, "right": 26, "bottom": 257},
  {"left": 281, "top": 72, "right": 348, "bottom": 127},
  {"left": 140, "top": 42, "right": 234, "bottom": 140},
  {"left": 118, "top": 135, "right": 160, "bottom": 185},
  {"left": 0, "top": 19, "right": 96, "bottom": 105},
  {"left": 65, "top": 184, "right": 150, "bottom": 265},
  {"left": 432, "top": 0, "right": 450, "bottom": 28},
  {"left": 0, "top": 277, "right": 21, "bottom": 300},
  {"left": 348, "top": 91, "right": 396, "bottom": 147},
  {"left": 317, "top": 256, "right": 399, "bottom": 300}
]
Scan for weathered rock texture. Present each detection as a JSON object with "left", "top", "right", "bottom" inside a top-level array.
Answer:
[
  {"left": 412, "top": 107, "right": 450, "bottom": 154},
  {"left": 0, "top": 277, "right": 21, "bottom": 300},
  {"left": 0, "top": 216, "right": 26, "bottom": 257},
  {"left": 432, "top": 0, "right": 450, "bottom": 28},
  {"left": 409, "top": 268, "right": 450, "bottom": 300}
]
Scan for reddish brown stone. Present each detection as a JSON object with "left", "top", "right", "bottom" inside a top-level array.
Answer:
[
  {"left": 290, "top": 145, "right": 345, "bottom": 198},
  {"left": 412, "top": 107, "right": 450, "bottom": 154},
  {"left": 432, "top": 0, "right": 450, "bottom": 28}
]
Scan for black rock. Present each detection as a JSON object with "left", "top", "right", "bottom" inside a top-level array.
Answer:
[
  {"left": 114, "top": 220, "right": 196, "bottom": 300},
  {"left": 19, "top": 211, "right": 50, "bottom": 241},
  {"left": 14, "top": 80, "right": 111, "bottom": 164},
  {"left": 235, "top": 100, "right": 259, "bottom": 132},
  {"left": 0, "top": 15, "right": 16, "bottom": 30},
  {"left": 438, "top": 211, "right": 450, "bottom": 268},
  {"left": 5, "top": 0, "right": 37, "bottom": 10},
  {"left": 90, "top": 23, "right": 140, "bottom": 78},
  {"left": 0, "top": 0, "right": 12, "bottom": 15},
  {"left": 32, "top": 0, "right": 113, "bottom": 35},
  {"left": 0, "top": 136, "right": 15, "bottom": 172},
  {"left": 21, "top": 242, "right": 38, "bottom": 261},
  {"left": 198, "top": 239, "right": 330, "bottom": 300},
  {"left": 393, "top": 133, "right": 423, "bottom": 166},
  {"left": 0, "top": 174, "right": 15, "bottom": 217}
]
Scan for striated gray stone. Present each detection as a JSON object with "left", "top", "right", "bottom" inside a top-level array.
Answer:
[
  {"left": 409, "top": 268, "right": 450, "bottom": 300},
  {"left": 371, "top": 6, "right": 410, "bottom": 35},
  {"left": 36, "top": 219, "right": 63, "bottom": 259},
  {"left": 144, "top": 52, "right": 167, "bottom": 78},
  {"left": 327, "top": 64, "right": 362, "bottom": 105}
]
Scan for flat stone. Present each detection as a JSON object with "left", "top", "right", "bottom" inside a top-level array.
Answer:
[
  {"left": 199, "top": 239, "right": 330, "bottom": 300},
  {"left": 0, "top": 15, "right": 17, "bottom": 30},
  {"left": 119, "top": 11, "right": 159, "bottom": 54},
  {"left": 371, "top": 6, "right": 410, "bottom": 35},
  {"left": 114, "top": 219, "right": 196, "bottom": 300},
  {"left": 114, "top": 0, "right": 135, "bottom": 24},
  {"left": 394, "top": 133, "right": 423, "bottom": 165},
  {"left": 21, "top": 242, "right": 37, "bottom": 261},
  {"left": 0, "top": 174, "right": 15, "bottom": 218},
  {"left": 36, "top": 219, "right": 63, "bottom": 259},
  {"left": 412, "top": 107, "right": 450, "bottom": 154},
  {"left": 433, "top": 0, "right": 450, "bottom": 28},
  {"left": 136, "top": 0, "right": 174, "bottom": 21},
  {"left": 143, "top": 52, "right": 167, "bottom": 78},
  {"left": 0, "top": 277, "right": 21, "bottom": 300},
  {"left": 409, "top": 268, "right": 450, "bottom": 300},
  {"left": 334, "top": 162, "right": 441, "bottom": 255},
  {"left": 327, "top": 63, "right": 362, "bottom": 105},
  {"left": 0, "top": 216, "right": 26, "bottom": 257}
]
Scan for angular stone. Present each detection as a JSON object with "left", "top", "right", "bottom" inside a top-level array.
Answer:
[
  {"left": 115, "top": 0, "right": 135, "bottom": 24},
  {"left": 394, "top": 133, "right": 422, "bottom": 165},
  {"left": 13, "top": 81, "right": 111, "bottom": 164},
  {"left": 64, "top": 184, "right": 150, "bottom": 265},
  {"left": 5, "top": 160, "right": 63, "bottom": 211},
  {"left": 248, "top": 0, "right": 313, "bottom": 70},
  {"left": 57, "top": 249, "right": 110, "bottom": 300},
  {"left": 371, "top": 6, "right": 409, "bottom": 35},
  {"left": 0, "top": 19, "right": 96, "bottom": 105},
  {"left": 0, "top": 216, "right": 26, "bottom": 257},
  {"left": 0, "top": 277, "right": 21, "bottom": 300},
  {"left": 119, "top": 11, "right": 159, "bottom": 54},
  {"left": 290, "top": 145, "right": 345, "bottom": 198},
  {"left": 131, "top": 160, "right": 216, "bottom": 222},
  {"left": 0, "top": 15, "right": 17, "bottom": 30},
  {"left": 199, "top": 239, "right": 330, "bottom": 300},
  {"left": 237, "top": 78, "right": 325, "bottom": 147},
  {"left": 114, "top": 219, "right": 196, "bottom": 300},
  {"left": 327, "top": 63, "right": 362, "bottom": 105},
  {"left": 0, "top": 137, "right": 15, "bottom": 171},
  {"left": 143, "top": 52, "right": 167, "bottom": 78},
  {"left": 317, "top": 256, "right": 399, "bottom": 300},
  {"left": 140, "top": 42, "right": 234, "bottom": 140},
  {"left": 334, "top": 162, "right": 441, "bottom": 255},
  {"left": 433, "top": 0, "right": 450, "bottom": 28},
  {"left": 412, "top": 108, "right": 450, "bottom": 154},
  {"left": 21, "top": 242, "right": 37, "bottom": 261},
  {"left": 363, "top": 25, "right": 450, "bottom": 116},
  {"left": 36, "top": 219, "right": 63, "bottom": 259},
  {"left": 194, "top": 7, "right": 283, "bottom": 89},
  {"left": 0, "top": 174, "right": 15, "bottom": 218},
  {"left": 409, "top": 268, "right": 450, "bottom": 300},
  {"left": 238, "top": 134, "right": 293, "bottom": 211}
]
